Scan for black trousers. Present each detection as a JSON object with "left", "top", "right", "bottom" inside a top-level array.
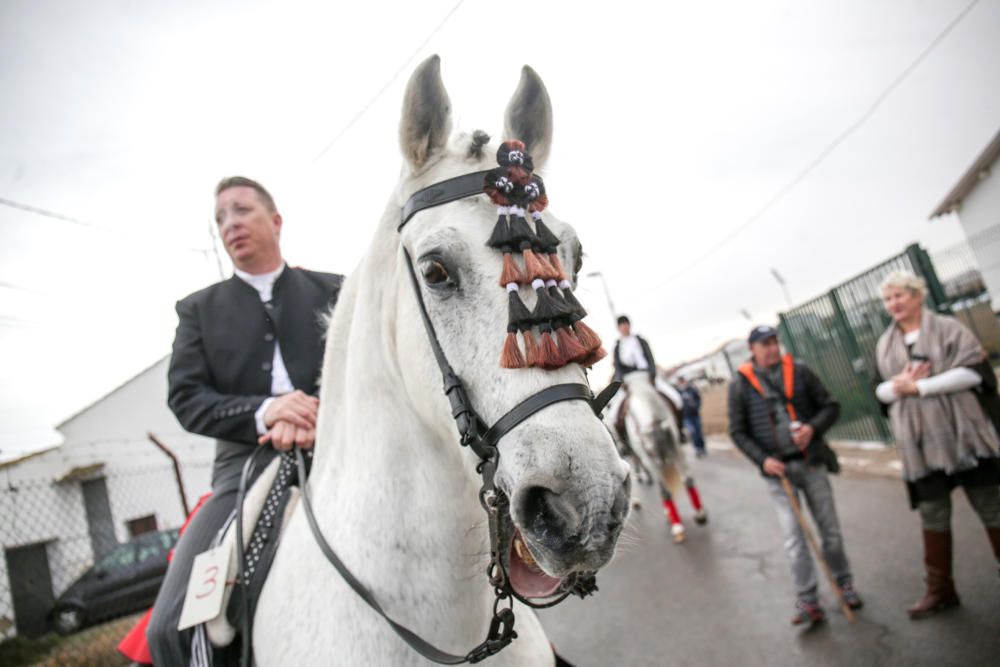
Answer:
[{"left": 147, "top": 441, "right": 277, "bottom": 666}]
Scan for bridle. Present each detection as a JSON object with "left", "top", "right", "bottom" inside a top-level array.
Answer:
[{"left": 292, "top": 165, "right": 620, "bottom": 664}]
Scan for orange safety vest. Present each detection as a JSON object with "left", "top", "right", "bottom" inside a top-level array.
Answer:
[{"left": 737, "top": 353, "right": 798, "bottom": 422}]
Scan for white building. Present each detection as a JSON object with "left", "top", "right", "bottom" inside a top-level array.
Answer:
[
  {"left": 931, "top": 129, "right": 1000, "bottom": 311},
  {"left": 0, "top": 356, "right": 214, "bottom": 639}
]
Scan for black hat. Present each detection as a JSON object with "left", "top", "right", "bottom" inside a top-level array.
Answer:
[{"left": 748, "top": 325, "right": 778, "bottom": 344}]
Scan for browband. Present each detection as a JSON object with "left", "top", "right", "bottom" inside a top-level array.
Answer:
[{"left": 399, "top": 170, "right": 492, "bottom": 230}]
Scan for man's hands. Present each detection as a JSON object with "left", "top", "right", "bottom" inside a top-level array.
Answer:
[
  {"left": 792, "top": 423, "right": 815, "bottom": 450},
  {"left": 259, "top": 390, "right": 319, "bottom": 451},
  {"left": 762, "top": 457, "right": 786, "bottom": 477},
  {"left": 891, "top": 361, "right": 930, "bottom": 397}
]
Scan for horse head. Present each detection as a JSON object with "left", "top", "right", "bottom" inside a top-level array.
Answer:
[{"left": 393, "top": 56, "right": 630, "bottom": 599}]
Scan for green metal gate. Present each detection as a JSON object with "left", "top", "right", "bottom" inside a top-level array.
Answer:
[{"left": 777, "top": 244, "right": 950, "bottom": 443}]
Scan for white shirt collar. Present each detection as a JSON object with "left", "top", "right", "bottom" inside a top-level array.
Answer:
[{"left": 234, "top": 263, "right": 285, "bottom": 302}]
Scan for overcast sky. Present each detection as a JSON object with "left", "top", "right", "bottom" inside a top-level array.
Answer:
[{"left": 1, "top": 0, "right": 997, "bottom": 453}]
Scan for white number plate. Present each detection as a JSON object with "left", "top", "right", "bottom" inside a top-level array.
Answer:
[{"left": 178, "top": 545, "right": 231, "bottom": 631}]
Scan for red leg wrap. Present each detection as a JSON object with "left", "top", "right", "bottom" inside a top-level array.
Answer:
[
  {"left": 686, "top": 485, "right": 703, "bottom": 511},
  {"left": 662, "top": 498, "right": 682, "bottom": 525}
]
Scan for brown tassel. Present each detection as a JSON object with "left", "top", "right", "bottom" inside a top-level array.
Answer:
[
  {"left": 522, "top": 249, "right": 546, "bottom": 282},
  {"left": 581, "top": 346, "right": 608, "bottom": 367},
  {"left": 548, "top": 254, "right": 567, "bottom": 282},
  {"left": 535, "top": 253, "right": 559, "bottom": 281},
  {"left": 573, "top": 319, "right": 604, "bottom": 353},
  {"left": 499, "top": 252, "right": 524, "bottom": 287},
  {"left": 522, "top": 328, "right": 540, "bottom": 367},
  {"left": 500, "top": 330, "right": 526, "bottom": 369},
  {"left": 556, "top": 326, "right": 589, "bottom": 364},
  {"left": 538, "top": 329, "right": 563, "bottom": 369}
]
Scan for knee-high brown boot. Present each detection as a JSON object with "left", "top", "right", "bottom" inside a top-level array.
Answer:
[
  {"left": 908, "top": 530, "right": 960, "bottom": 619},
  {"left": 987, "top": 526, "right": 1000, "bottom": 579}
]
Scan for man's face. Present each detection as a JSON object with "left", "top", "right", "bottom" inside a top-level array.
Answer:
[
  {"left": 214, "top": 186, "right": 282, "bottom": 269},
  {"left": 750, "top": 336, "right": 781, "bottom": 367},
  {"left": 617, "top": 322, "right": 631, "bottom": 337}
]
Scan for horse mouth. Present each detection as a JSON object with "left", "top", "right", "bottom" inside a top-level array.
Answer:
[{"left": 506, "top": 529, "right": 565, "bottom": 599}]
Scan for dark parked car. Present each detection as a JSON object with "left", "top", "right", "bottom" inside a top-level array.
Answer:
[{"left": 49, "top": 528, "right": 179, "bottom": 635}]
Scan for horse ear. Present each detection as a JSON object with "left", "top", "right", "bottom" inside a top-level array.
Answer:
[
  {"left": 503, "top": 65, "right": 553, "bottom": 171},
  {"left": 399, "top": 55, "right": 453, "bottom": 172}
]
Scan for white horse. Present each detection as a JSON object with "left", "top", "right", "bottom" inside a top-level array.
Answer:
[
  {"left": 619, "top": 372, "right": 707, "bottom": 543},
  {"left": 246, "top": 57, "right": 630, "bottom": 665}
]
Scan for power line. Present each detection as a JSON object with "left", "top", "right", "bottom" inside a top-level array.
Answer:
[
  {"left": 0, "top": 196, "right": 213, "bottom": 255},
  {"left": 314, "top": 0, "right": 466, "bottom": 161},
  {"left": 647, "top": 0, "right": 981, "bottom": 290}
]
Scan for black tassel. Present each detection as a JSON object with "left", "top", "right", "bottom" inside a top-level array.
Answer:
[
  {"left": 507, "top": 289, "right": 532, "bottom": 326},
  {"left": 486, "top": 211, "right": 511, "bottom": 250},
  {"left": 531, "top": 284, "right": 564, "bottom": 323},
  {"left": 547, "top": 285, "right": 574, "bottom": 317},
  {"left": 560, "top": 287, "right": 588, "bottom": 320},
  {"left": 534, "top": 217, "right": 561, "bottom": 251},
  {"left": 508, "top": 212, "right": 538, "bottom": 249}
]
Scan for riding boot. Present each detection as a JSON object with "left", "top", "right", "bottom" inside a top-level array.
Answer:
[
  {"left": 908, "top": 530, "right": 960, "bottom": 619},
  {"left": 987, "top": 526, "right": 1000, "bottom": 579}
]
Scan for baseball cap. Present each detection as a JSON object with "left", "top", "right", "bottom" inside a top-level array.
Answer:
[{"left": 748, "top": 325, "right": 778, "bottom": 344}]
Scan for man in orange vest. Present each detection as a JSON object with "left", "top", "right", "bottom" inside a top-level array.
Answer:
[{"left": 728, "top": 325, "right": 863, "bottom": 625}]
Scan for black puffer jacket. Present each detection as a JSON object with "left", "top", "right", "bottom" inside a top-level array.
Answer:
[{"left": 727, "top": 360, "right": 841, "bottom": 475}]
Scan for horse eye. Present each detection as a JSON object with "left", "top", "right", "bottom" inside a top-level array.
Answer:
[
  {"left": 422, "top": 260, "right": 452, "bottom": 286},
  {"left": 573, "top": 254, "right": 583, "bottom": 277}
]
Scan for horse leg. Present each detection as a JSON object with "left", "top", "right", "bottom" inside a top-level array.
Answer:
[
  {"left": 685, "top": 477, "right": 708, "bottom": 525},
  {"left": 660, "top": 484, "right": 685, "bottom": 543}
]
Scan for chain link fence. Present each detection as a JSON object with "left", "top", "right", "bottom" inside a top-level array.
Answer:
[
  {"left": 1, "top": 451, "right": 211, "bottom": 666},
  {"left": 778, "top": 239, "right": 1000, "bottom": 443}
]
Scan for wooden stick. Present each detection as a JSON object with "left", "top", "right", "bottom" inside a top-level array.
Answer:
[{"left": 780, "top": 476, "right": 855, "bottom": 622}]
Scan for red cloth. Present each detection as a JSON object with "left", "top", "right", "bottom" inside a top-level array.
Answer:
[{"left": 118, "top": 493, "right": 212, "bottom": 665}]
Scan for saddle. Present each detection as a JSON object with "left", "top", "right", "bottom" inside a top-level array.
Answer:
[{"left": 204, "top": 451, "right": 305, "bottom": 649}]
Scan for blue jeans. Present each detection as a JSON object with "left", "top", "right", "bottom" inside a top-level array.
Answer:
[
  {"left": 765, "top": 461, "right": 852, "bottom": 603},
  {"left": 683, "top": 415, "right": 705, "bottom": 453}
]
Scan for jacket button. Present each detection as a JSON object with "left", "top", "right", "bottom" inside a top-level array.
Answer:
[
  {"left": 262, "top": 361, "right": 272, "bottom": 371},
  {"left": 264, "top": 333, "right": 275, "bottom": 342},
  {"left": 264, "top": 302, "right": 274, "bottom": 310}
]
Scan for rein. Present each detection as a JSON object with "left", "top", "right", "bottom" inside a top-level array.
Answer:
[{"left": 292, "top": 160, "right": 620, "bottom": 663}]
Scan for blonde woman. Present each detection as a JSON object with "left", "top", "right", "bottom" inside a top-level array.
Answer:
[{"left": 875, "top": 270, "right": 1000, "bottom": 619}]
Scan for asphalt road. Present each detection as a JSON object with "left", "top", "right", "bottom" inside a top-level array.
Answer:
[{"left": 538, "top": 452, "right": 1000, "bottom": 667}]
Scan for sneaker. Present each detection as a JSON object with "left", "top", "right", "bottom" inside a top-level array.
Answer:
[
  {"left": 791, "top": 599, "right": 825, "bottom": 626},
  {"left": 839, "top": 583, "right": 864, "bottom": 610}
]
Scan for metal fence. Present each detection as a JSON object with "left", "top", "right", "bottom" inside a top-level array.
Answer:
[
  {"left": 1, "top": 457, "right": 209, "bottom": 666},
  {"left": 778, "top": 241, "right": 999, "bottom": 443}
]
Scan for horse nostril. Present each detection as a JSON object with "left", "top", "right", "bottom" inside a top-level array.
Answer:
[
  {"left": 517, "top": 486, "right": 579, "bottom": 547},
  {"left": 607, "top": 519, "right": 622, "bottom": 534}
]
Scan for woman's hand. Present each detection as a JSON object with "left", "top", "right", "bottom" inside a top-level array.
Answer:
[{"left": 891, "top": 361, "right": 930, "bottom": 396}]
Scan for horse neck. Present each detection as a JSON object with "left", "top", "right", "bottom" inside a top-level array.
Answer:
[{"left": 308, "top": 198, "right": 494, "bottom": 626}]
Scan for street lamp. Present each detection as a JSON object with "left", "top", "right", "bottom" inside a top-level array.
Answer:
[
  {"left": 585, "top": 271, "right": 618, "bottom": 327},
  {"left": 770, "top": 268, "right": 794, "bottom": 308}
]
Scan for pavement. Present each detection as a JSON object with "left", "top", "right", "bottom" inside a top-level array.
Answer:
[{"left": 538, "top": 445, "right": 1000, "bottom": 667}]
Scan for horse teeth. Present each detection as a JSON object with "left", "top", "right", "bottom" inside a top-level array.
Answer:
[{"left": 514, "top": 537, "right": 537, "bottom": 568}]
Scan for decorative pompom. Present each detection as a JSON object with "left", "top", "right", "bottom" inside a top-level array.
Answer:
[
  {"left": 507, "top": 288, "right": 532, "bottom": 325},
  {"left": 537, "top": 326, "right": 563, "bottom": 370},
  {"left": 500, "top": 253, "right": 524, "bottom": 287},
  {"left": 500, "top": 329, "right": 526, "bottom": 369},
  {"left": 483, "top": 168, "right": 514, "bottom": 206},
  {"left": 522, "top": 327, "right": 539, "bottom": 367},
  {"left": 523, "top": 177, "right": 548, "bottom": 212},
  {"left": 497, "top": 140, "right": 533, "bottom": 184},
  {"left": 556, "top": 325, "right": 589, "bottom": 364},
  {"left": 547, "top": 285, "right": 571, "bottom": 313},
  {"left": 522, "top": 249, "right": 547, "bottom": 283},
  {"left": 573, "top": 319, "right": 603, "bottom": 353}
]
